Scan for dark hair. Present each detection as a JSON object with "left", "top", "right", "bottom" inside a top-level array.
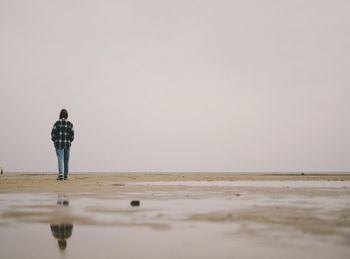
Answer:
[
  {"left": 58, "top": 240, "right": 67, "bottom": 250},
  {"left": 59, "top": 109, "right": 68, "bottom": 119}
]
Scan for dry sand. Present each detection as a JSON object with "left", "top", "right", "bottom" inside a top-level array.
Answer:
[{"left": 1, "top": 173, "right": 349, "bottom": 194}]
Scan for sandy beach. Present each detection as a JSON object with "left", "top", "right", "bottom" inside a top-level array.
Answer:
[
  {"left": 1, "top": 173, "right": 350, "bottom": 259},
  {"left": 1, "top": 173, "right": 349, "bottom": 194}
]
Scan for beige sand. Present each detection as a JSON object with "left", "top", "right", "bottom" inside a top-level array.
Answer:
[{"left": 1, "top": 173, "right": 349, "bottom": 194}]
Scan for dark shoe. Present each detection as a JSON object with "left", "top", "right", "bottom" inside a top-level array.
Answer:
[
  {"left": 63, "top": 176, "right": 68, "bottom": 180},
  {"left": 56, "top": 175, "right": 63, "bottom": 180}
]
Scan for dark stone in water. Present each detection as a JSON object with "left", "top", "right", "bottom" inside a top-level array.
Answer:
[{"left": 131, "top": 200, "right": 140, "bottom": 207}]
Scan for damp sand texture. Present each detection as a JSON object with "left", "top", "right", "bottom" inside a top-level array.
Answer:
[{"left": 0, "top": 173, "right": 350, "bottom": 259}]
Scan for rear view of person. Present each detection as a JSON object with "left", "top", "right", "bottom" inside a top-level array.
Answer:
[{"left": 51, "top": 109, "right": 74, "bottom": 180}]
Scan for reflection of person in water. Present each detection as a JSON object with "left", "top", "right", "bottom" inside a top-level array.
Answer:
[
  {"left": 51, "top": 223, "right": 73, "bottom": 250},
  {"left": 50, "top": 195, "right": 73, "bottom": 251}
]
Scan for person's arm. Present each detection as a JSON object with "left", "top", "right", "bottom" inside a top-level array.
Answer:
[
  {"left": 51, "top": 123, "right": 57, "bottom": 142},
  {"left": 69, "top": 123, "right": 74, "bottom": 142}
]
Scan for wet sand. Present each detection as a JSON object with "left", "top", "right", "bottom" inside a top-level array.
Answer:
[{"left": 1, "top": 173, "right": 350, "bottom": 259}]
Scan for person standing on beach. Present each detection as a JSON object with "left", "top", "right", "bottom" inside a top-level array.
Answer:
[{"left": 51, "top": 109, "right": 74, "bottom": 180}]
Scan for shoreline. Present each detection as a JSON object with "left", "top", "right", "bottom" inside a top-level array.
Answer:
[{"left": 5, "top": 172, "right": 350, "bottom": 175}]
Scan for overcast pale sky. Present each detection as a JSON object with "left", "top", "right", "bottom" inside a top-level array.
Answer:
[{"left": 0, "top": 0, "right": 349, "bottom": 173}]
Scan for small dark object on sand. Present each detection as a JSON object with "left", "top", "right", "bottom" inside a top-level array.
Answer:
[
  {"left": 1, "top": 169, "right": 3, "bottom": 175},
  {"left": 112, "top": 183, "right": 125, "bottom": 186},
  {"left": 301, "top": 172, "right": 305, "bottom": 176},
  {"left": 131, "top": 200, "right": 140, "bottom": 207}
]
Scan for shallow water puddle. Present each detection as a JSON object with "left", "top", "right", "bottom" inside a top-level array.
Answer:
[{"left": 1, "top": 182, "right": 350, "bottom": 259}]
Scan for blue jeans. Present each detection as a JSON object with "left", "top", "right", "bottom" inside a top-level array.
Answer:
[{"left": 55, "top": 148, "right": 70, "bottom": 176}]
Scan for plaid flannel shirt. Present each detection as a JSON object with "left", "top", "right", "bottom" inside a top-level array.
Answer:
[{"left": 51, "top": 119, "right": 74, "bottom": 149}]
